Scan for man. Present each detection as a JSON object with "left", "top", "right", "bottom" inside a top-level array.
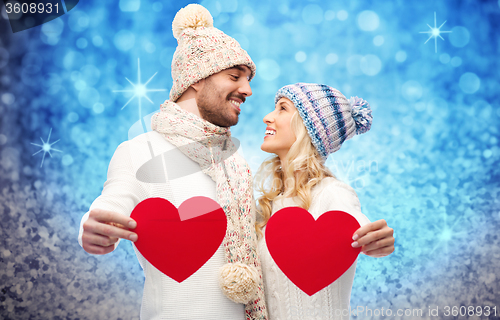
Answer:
[
  {"left": 79, "top": 3, "right": 394, "bottom": 320},
  {"left": 79, "top": 4, "right": 267, "bottom": 319}
]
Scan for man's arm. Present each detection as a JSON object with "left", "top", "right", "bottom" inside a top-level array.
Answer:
[
  {"left": 81, "top": 209, "right": 137, "bottom": 255},
  {"left": 79, "top": 140, "right": 148, "bottom": 255}
]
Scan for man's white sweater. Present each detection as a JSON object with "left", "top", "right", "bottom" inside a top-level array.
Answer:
[{"left": 78, "top": 131, "right": 245, "bottom": 320}]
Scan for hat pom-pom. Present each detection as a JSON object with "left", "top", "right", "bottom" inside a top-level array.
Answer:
[
  {"left": 349, "top": 97, "right": 373, "bottom": 135},
  {"left": 172, "top": 4, "right": 214, "bottom": 40},
  {"left": 219, "top": 262, "right": 259, "bottom": 304}
]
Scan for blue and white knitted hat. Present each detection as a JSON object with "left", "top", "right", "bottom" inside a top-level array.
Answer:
[{"left": 275, "top": 83, "right": 373, "bottom": 159}]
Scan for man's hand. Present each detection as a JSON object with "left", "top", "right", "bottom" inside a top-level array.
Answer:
[
  {"left": 82, "top": 209, "right": 138, "bottom": 255},
  {"left": 351, "top": 219, "right": 394, "bottom": 258}
]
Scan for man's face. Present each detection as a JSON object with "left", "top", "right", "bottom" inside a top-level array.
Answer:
[{"left": 195, "top": 65, "right": 253, "bottom": 127}]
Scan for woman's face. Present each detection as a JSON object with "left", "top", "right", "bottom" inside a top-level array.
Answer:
[{"left": 261, "top": 97, "right": 297, "bottom": 159}]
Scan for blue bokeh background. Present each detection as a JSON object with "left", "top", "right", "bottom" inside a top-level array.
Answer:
[{"left": 1, "top": 0, "right": 499, "bottom": 319}]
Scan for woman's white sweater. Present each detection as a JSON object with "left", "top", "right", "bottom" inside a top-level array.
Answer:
[{"left": 258, "top": 177, "right": 370, "bottom": 320}]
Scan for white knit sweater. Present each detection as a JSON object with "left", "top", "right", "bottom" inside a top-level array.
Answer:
[
  {"left": 78, "top": 131, "right": 245, "bottom": 320},
  {"left": 257, "top": 177, "right": 370, "bottom": 320}
]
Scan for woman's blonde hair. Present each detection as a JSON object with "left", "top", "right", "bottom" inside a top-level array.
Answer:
[{"left": 255, "top": 110, "right": 334, "bottom": 237}]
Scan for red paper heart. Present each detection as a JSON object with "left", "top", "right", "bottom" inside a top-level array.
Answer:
[
  {"left": 130, "top": 197, "right": 227, "bottom": 283},
  {"left": 265, "top": 207, "right": 361, "bottom": 296}
]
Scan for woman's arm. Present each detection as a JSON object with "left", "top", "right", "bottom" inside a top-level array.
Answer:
[{"left": 320, "top": 179, "right": 395, "bottom": 258}]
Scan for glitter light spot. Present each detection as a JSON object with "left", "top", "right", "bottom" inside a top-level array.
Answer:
[
  {"left": 395, "top": 51, "right": 407, "bottom": 62},
  {"left": 41, "top": 18, "right": 64, "bottom": 45},
  {"left": 325, "top": 10, "right": 335, "bottom": 21},
  {"left": 145, "top": 43, "right": 156, "bottom": 53},
  {"left": 278, "top": 4, "right": 289, "bottom": 15},
  {"left": 2, "top": 93, "right": 15, "bottom": 105},
  {"left": 41, "top": 16, "right": 64, "bottom": 37},
  {"left": 81, "top": 65, "right": 101, "bottom": 87},
  {"left": 337, "top": 10, "right": 348, "bottom": 21},
  {"left": 295, "top": 51, "right": 307, "bottom": 63},
  {"left": 79, "top": 87, "right": 100, "bottom": 108},
  {"left": 439, "top": 53, "right": 450, "bottom": 64},
  {"left": 76, "top": 38, "right": 88, "bottom": 49},
  {"left": 402, "top": 80, "right": 423, "bottom": 102},
  {"left": 74, "top": 80, "right": 86, "bottom": 91},
  {"left": 243, "top": 14, "right": 254, "bottom": 26},
  {"left": 459, "top": 72, "right": 481, "bottom": 94},
  {"left": 93, "top": 36, "right": 103, "bottom": 47},
  {"left": 325, "top": 53, "right": 338, "bottom": 65},
  {"left": 440, "top": 228, "right": 453, "bottom": 241},
  {"left": 120, "top": 0, "right": 141, "bottom": 12},
  {"left": 357, "top": 10, "right": 380, "bottom": 31},
  {"left": 63, "top": 51, "right": 85, "bottom": 70},
  {"left": 114, "top": 30, "right": 135, "bottom": 51},
  {"left": 68, "top": 11, "right": 89, "bottom": 32},
  {"left": 93, "top": 103, "right": 105, "bottom": 114},
  {"left": 360, "top": 54, "right": 382, "bottom": 76},
  {"left": 449, "top": 26, "right": 470, "bottom": 48},
  {"left": 67, "top": 112, "right": 79, "bottom": 123},
  {"left": 62, "top": 155, "right": 74, "bottom": 166}
]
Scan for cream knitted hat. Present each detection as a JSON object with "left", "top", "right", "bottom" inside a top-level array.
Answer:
[{"left": 170, "top": 4, "right": 257, "bottom": 102}]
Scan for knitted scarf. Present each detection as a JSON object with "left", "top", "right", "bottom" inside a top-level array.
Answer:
[{"left": 151, "top": 100, "right": 268, "bottom": 320}]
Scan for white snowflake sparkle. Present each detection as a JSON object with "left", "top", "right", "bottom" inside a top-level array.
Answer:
[
  {"left": 419, "top": 12, "right": 452, "bottom": 53},
  {"left": 113, "top": 58, "right": 167, "bottom": 131},
  {"left": 31, "top": 128, "right": 62, "bottom": 168}
]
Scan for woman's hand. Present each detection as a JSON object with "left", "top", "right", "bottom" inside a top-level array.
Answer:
[{"left": 351, "top": 219, "right": 394, "bottom": 258}]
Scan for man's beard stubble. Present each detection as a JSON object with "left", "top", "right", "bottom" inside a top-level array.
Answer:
[{"left": 196, "top": 79, "right": 243, "bottom": 128}]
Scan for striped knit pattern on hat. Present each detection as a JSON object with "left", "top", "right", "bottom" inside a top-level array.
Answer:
[
  {"left": 170, "top": 4, "right": 256, "bottom": 102},
  {"left": 151, "top": 100, "right": 268, "bottom": 320},
  {"left": 275, "top": 83, "right": 372, "bottom": 159}
]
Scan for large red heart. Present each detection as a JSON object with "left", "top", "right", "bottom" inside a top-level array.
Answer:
[
  {"left": 265, "top": 207, "right": 361, "bottom": 296},
  {"left": 130, "top": 197, "right": 227, "bottom": 283}
]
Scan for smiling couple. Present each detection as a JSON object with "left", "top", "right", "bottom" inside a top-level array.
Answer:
[{"left": 78, "top": 4, "right": 394, "bottom": 320}]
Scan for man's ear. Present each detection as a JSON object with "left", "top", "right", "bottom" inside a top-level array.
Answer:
[{"left": 191, "top": 79, "right": 205, "bottom": 92}]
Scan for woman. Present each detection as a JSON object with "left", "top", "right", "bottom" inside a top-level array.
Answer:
[{"left": 255, "top": 83, "right": 394, "bottom": 319}]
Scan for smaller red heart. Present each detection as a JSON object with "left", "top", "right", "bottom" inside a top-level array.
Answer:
[
  {"left": 130, "top": 197, "right": 227, "bottom": 283},
  {"left": 265, "top": 207, "right": 361, "bottom": 296}
]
